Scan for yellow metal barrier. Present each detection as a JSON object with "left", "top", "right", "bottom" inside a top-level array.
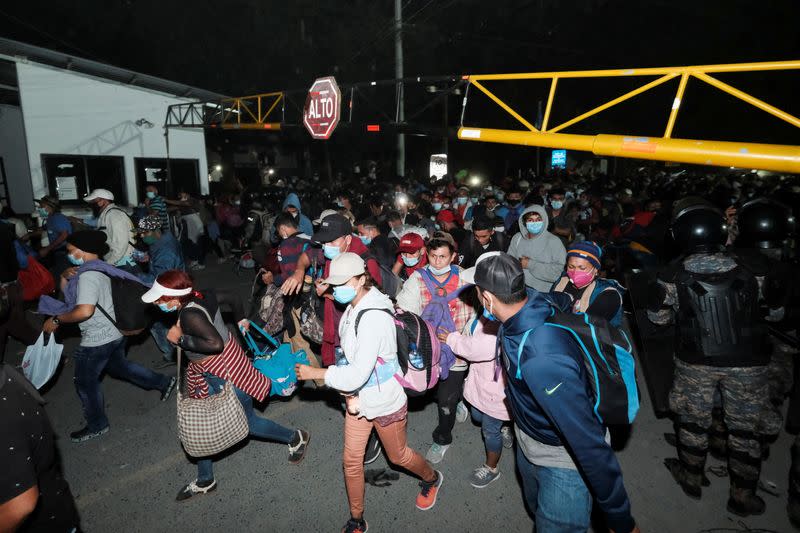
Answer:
[
  {"left": 458, "top": 60, "right": 800, "bottom": 173},
  {"left": 214, "top": 92, "right": 283, "bottom": 130}
]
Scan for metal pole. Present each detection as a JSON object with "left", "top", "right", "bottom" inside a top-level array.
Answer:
[{"left": 394, "top": 0, "right": 405, "bottom": 178}]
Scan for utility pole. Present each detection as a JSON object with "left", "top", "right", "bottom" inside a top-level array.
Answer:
[{"left": 394, "top": 0, "right": 405, "bottom": 179}]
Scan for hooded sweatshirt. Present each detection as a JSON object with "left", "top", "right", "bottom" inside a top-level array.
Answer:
[
  {"left": 282, "top": 192, "right": 314, "bottom": 237},
  {"left": 507, "top": 205, "right": 566, "bottom": 292},
  {"left": 501, "top": 289, "right": 635, "bottom": 533}
]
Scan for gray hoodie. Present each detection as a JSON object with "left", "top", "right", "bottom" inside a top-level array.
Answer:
[{"left": 507, "top": 205, "right": 567, "bottom": 292}]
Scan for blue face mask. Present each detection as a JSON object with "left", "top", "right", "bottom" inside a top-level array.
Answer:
[
  {"left": 359, "top": 235, "right": 372, "bottom": 246},
  {"left": 37, "top": 208, "right": 49, "bottom": 218},
  {"left": 482, "top": 308, "right": 498, "bottom": 322},
  {"left": 68, "top": 253, "right": 84, "bottom": 266},
  {"left": 158, "top": 302, "right": 177, "bottom": 313},
  {"left": 428, "top": 265, "right": 451, "bottom": 276},
  {"left": 526, "top": 221, "right": 545, "bottom": 235},
  {"left": 470, "top": 197, "right": 479, "bottom": 204},
  {"left": 456, "top": 197, "right": 468, "bottom": 205},
  {"left": 333, "top": 285, "right": 357, "bottom": 305},
  {"left": 323, "top": 244, "right": 341, "bottom": 260},
  {"left": 431, "top": 202, "right": 443, "bottom": 211},
  {"left": 146, "top": 191, "right": 156, "bottom": 199},
  {"left": 336, "top": 200, "right": 345, "bottom": 208},
  {"left": 550, "top": 200, "right": 564, "bottom": 210},
  {"left": 402, "top": 255, "right": 419, "bottom": 267}
]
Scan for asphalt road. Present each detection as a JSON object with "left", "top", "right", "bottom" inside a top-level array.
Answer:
[{"left": 7, "top": 261, "right": 793, "bottom": 532}]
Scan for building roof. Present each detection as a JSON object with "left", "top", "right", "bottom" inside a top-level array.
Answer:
[{"left": 0, "top": 36, "right": 227, "bottom": 102}]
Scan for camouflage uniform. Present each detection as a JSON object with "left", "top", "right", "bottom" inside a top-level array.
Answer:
[{"left": 650, "top": 253, "right": 771, "bottom": 504}]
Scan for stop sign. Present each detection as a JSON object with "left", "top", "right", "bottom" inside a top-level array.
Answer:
[{"left": 303, "top": 76, "right": 342, "bottom": 140}]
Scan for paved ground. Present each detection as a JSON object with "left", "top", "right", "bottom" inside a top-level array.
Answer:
[{"left": 6, "top": 260, "right": 794, "bottom": 532}]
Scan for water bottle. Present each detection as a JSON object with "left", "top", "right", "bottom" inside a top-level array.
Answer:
[
  {"left": 334, "top": 346, "right": 348, "bottom": 367},
  {"left": 408, "top": 342, "right": 424, "bottom": 370}
]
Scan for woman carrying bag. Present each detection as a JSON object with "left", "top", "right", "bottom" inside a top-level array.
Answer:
[
  {"left": 142, "top": 270, "right": 310, "bottom": 502},
  {"left": 295, "top": 253, "right": 443, "bottom": 533}
]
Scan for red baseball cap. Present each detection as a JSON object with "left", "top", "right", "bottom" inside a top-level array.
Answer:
[
  {"left": 397, "top": 233, "right": 425, "bottom": 253},
  {"left": 436, "top": 210, "right": 457, "bottom": 224}
]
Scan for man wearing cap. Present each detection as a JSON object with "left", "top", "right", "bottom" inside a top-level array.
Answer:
[
  {"left": 31, "top": 196, "right": 72, "bottom": 279},
  {"left": 356, "top": 216, "right": 395, "bottom": 270},
  {"left": 38, "top": 230, "right": 175, "bottom": 443},
  {"left": 462, "top": 251, "right": 638, "bottom": 533},
  {"left": 144, "top": 184, "right": 170, "bottom": 233},
  {"left": 84, "top": 189, "right": 137, "bottom": 272},
  {"left": 392, "top": 232, "right": 428, "bottom": 280}
]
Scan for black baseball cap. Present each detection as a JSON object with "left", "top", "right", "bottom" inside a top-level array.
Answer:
[
  {"left": 312, "top": 213, "right": 352, "bottom": 243},
  {"left": 461, "top": 251, "right": 525, "bottom": 296}
]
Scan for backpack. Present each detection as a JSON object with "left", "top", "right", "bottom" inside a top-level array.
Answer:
[
  {"left": 539, "top": 311, "right": 640, "bottom": 425},
  {"left": 376, "top": 262, "right": 403, "bottom": 299},
  {"left": 95, "top": 274, "right": 151, "bottom": 335},
  {"left": 355, "top": 308, "right": 441, "bottom": 395},
  {"left": 249, "top": 278, "right": 285, "bottom": 336}
]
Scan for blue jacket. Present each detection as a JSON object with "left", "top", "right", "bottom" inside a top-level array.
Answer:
[
  {"left": 500, "top": 289, "right": 634, "bottom": 533},
  {"left": 282, "top": 193, "right": 313, "bottom": 237},
  {"left": 139, "top": 233, "right": 184, "bottom": 285}
]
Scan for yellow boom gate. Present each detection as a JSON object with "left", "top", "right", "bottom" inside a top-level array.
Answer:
[{"left": 457, "top": 60, "right": 800, "bottom": 174}]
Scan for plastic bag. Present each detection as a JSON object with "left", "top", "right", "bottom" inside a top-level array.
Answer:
[{"left": 21, "top": 333, "right": 63, "bottom": 389}]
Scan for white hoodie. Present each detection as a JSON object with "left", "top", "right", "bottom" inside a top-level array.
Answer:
[{"left": 324, "top": 287, "right": 406, "bottom": 419}]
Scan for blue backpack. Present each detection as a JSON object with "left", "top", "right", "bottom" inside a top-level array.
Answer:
[
  {"left": 240, "top": 320, "right": 309, "bottom": 397},
  {"left": 523, "top": 311, "right": 639, "bottom": 425}
]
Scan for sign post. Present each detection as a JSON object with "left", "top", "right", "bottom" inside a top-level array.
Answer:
[{"left": 303, "top": 76, "right": 342, "bottom": 140}]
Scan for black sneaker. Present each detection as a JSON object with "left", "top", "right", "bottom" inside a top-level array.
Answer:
[
  {"left": 161, "top": 376, "right": 177, "bottom": 402},
  {"left": 70, "top": 426, "right": 109, "bottom": 443},
  {"left": 363, "top": 432, "right": 382, "bottom": 465},
  {"left": 341, "top": 517, "right": 368, "bottom": 533},
  {"left": 288, "top": 429, "right": 310, "bottom": 464},
  {"left": 176, "top": 479, "right": 217, "bottom": 502}
]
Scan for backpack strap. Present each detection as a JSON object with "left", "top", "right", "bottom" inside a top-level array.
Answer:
[{"left": 354, "top": 308, "right": 394, "bottom": 335}]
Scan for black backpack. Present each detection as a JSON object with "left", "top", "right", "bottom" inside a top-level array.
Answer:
[{"left": 95, "top": 274, "right": 151, "bottom": 336}]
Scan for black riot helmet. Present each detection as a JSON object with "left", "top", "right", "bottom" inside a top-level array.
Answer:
[
  {"left": 735, "top": 198, "right": 792, "bottom": 249},
  {"left": 671, "top": 197, "right": 728, "bottom": 254}
]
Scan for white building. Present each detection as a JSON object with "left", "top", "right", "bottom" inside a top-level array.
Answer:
[{"left": 0, "top": 37, "right": 223, "bottom": 215}]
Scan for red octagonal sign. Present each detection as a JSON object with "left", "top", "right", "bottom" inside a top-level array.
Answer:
[{"left": 303, "top": 76, "right": 341, "bottom": 140}]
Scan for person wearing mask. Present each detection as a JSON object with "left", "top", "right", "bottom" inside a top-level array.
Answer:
[
  {"left": 452, "top": 186, "right": 472, "bottom": 226},
  {"left": 466, "top": 252, "right": 639, "bottom": 533},
  {"left": 84, "top": 189, "right": 138, "bottom": 272},
  {"left": 141, "top": 270, "right": 309, "bottom": 501},
  {"left": 214, "top": 195, "right": 244, "bottom": 261},
  {"left": 356, "top": 216, "right": 395, "bottom": 270},
  {"left": 144, "top": 184, "right": 170, "bottom": 232},
  {"left": 458, "top": 215, "right": 507, "bottom": 269},
  {"left": 32, "top": 196, "right": 72, "bottom": 279},
  {"left": 495, "top": 188, "right": 525, "bottom": 233},
  {"left": 38, "top": 230, "right": 176, "bottom": 442},
  {"left": 395, "top": 236, "right": 475, "bottom": 464},
  {"left": 547, "top": 187, "right": 567, "bottom": 225},
  {"left": 392, "top": 232, "right": 428, "bottom": 280},
  {"left": 507, "top": 205, "right": 567, "bottom": 292},
  {"left": 551, "top": 241, "right": 624, "bottom": 327},
  {"left": 295, "top": 253, "right": 443, "bottom": 533},
  {"left": 282, "top": 192, "right": 314, "bottom": 237},
  {"left": 136, "top": 214, "right": 186, "bottom": 361},
  {"left": 0, "top": 363, "right": 80, "bottom": 532}
]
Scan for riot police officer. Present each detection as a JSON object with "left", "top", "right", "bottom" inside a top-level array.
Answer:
[{"left": 648, "top": 198, "right": 771, "bottom": 517}]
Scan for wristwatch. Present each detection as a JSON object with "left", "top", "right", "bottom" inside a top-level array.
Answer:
[{"left": 52, "top": 316, "right": 61, "bottom": 326}]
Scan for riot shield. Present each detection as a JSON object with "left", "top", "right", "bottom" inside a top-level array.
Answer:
[{"left": 626, "top": 270, "right": 676, "bottom": 418}]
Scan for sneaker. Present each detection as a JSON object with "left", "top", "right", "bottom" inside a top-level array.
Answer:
[
  {"left": 470, "top": 465, "right": 501, "bottom": 488},
  {"left": 191, "top": 263, "right": 206, "bottom": 271},
  {"left": 455, "top": 401, "right": 469, "bottom": 423},
  {"left": 288, "top": 429, "right": 310, "bottom": 464},
  {"left": 416, "top": 470, "right": 444, "bottom": 510},
  {"left": 363, "top": 432, "right": 383, "bottom": 465},
  {"left": 341, "top": 517, "right": 369, "bottom": 533},
  {"left": 425, "top": 443, "right": 450, "bottom": 464},
  {"left": 70, "top": 426, "right": 109, "bottom": 443},
  {"left": 161, "top": 376, "right": 177, "bottom": 402},
  {"left": 501, "top": 426, "right": 514, "bottom": 449},
  {"left": 176, "top": 479, "right": 217, "bottom": 502}
]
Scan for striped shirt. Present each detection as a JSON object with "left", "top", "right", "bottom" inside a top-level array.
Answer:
[
  {"left": 186, "top": 333, "right": 271, "bottom": 400},
  {"left": 149, "top": 195, "right": 170, "bottom": 232}
]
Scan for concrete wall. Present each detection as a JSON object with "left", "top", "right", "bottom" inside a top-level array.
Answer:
[
  {"left": 15, "top": 60, "right": 208, "bottom": 208},
  {"left": 0, "top": 104, "right": 34, "bottom": 213}
]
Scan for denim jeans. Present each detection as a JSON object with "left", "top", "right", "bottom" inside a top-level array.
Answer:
[
  {"left": 470, "top": 405, "right": 504, "bottom": 454},
  {"left": 197, "top": 374, "right": 295, "bottom": 482},
  {"left": 73, "top": 337, "right": 170, "bottom": 431},
  {"left": 515, "top": 445, "right": 592, "bottom": 533}
]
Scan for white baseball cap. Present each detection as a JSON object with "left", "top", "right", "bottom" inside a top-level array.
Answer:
[
  {"left": 322, "top": 252, "right": 365, "bottom": 286},
  {"left": 141, "top": 280, "right": 192, "bottom": 303},
  {"left": 84, "top": 188, "right": 114, "bottom": 202},
  {"left": 313, "top": 208, "right": 339, "bottom": 225}
]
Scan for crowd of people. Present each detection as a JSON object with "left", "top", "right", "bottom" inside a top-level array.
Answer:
[{"left": 1, "top": 164, "right": 798, "bottom": 532}]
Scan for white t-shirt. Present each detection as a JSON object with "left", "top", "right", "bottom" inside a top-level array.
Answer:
[{"left": 76, "top": 271, "right": 123, "bottom": 347}]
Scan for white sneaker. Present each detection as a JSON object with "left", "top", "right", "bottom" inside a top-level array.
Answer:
[
  {"left": 455, "top": 401, "right": 469, "bottom": 423},
  {"left": 501, "top": 426, "right": 514, "bottom": 449},
  {"left": 425, "top": 442, "right": 450, "bottom": 464}
]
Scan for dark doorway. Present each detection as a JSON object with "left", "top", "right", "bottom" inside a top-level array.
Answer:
[
  {"left": 42, "top": 154, "right": 126, "bottom": 206},
  {"left": 134, "top": 158, "right": 200, "bottom": 203},
  {"left": 0, "top": 158, "right": 10, "bottom": 208}
]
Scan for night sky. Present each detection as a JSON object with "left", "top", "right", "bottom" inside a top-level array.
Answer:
[{"left": 1, "top": 1, "right": 799, "bottom": 178}]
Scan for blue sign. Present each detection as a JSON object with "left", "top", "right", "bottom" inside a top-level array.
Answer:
[{"left": 551, "top": 149, "right": 567, "bottom": 168}]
